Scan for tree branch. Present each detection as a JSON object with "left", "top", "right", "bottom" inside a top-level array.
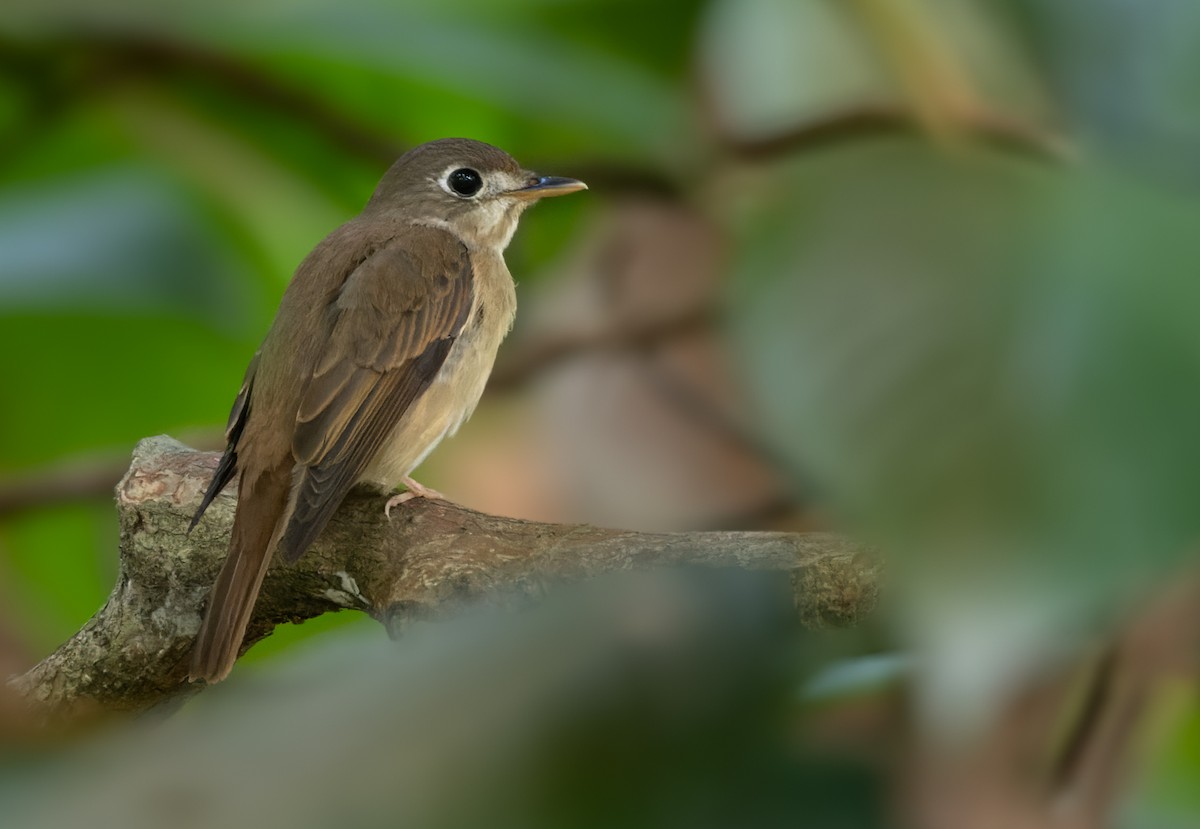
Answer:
[
  {"left": 716, "top": 103, "right": 1072, "bottom": 163},
  {"left": 6, "top": 436, "right": 879, "bottom": 728}
]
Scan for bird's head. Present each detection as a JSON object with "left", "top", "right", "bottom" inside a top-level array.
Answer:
[{"left": 364, "top": 138, "right": 586, "bottom": 250}]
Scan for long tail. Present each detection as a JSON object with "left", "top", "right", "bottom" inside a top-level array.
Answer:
[{"left": 189, "top": 465, "right": 291, "bottom": 683}]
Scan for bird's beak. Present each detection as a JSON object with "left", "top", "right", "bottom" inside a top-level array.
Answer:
[{"left": 510, "top": 175, "right": 588, "bottom": 200}]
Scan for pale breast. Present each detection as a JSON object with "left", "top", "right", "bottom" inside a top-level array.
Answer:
[{"left": 358, "top": 252, "right": 517, "bottom": 487}]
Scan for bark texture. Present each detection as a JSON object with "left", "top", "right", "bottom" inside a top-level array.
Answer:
[{"left": 8, "top": 436, "right": 880, "bottom": 726}]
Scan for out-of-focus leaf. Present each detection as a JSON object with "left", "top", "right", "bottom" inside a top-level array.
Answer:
[
  {"left": 1125, "top": 681, "right": 1200, "bottom": 828},
  {"left": 1, "top": 0, "right": 687, "bottom": 164},
  {"left": 731, "top": 139, "right": 1200, "bottom": 585},
  {"left": 3, "top": 570, "right": 885, "bottom": 829},
  {"left": 0, "top": 167, "right": 255, "bottom": 327},
  {"left": 1014, "top": 0, "right": 1200, "bottom": 187},
  {"left": 698, "top": 0, "right": 1050, "bottom": 144},
  {"left": 0, "top": 504, "right": 114, "bottom": 653},
  {"left": 216, "top": 11, "right": 686, "bottom": 161},
  {"left": 727, "top": 138, "right": 1200, "bottom": 724},
  {"left": 0, "top": 313, "right": 251, "bottom": 469},
  {"left": 108, "top": 89, "right": 351, "bottom": 292},
  {"left": 0, "top": 103, "right": 134, "bottom": 185},
  {"left": 699, "top": 0, "right": 893, "bottom": 141}
]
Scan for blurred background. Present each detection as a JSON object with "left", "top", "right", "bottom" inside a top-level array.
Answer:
[{"left": 3, "top": 0, "right": 1200, "bottom": 826}]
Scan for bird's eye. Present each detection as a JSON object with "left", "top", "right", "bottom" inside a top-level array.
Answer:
[{"left": 447, "top": 168, "right": 483, "bottom": 197}]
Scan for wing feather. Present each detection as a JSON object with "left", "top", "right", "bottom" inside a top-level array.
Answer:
[
  {"left": 278, "top": 228, "right": 473, "bottom": 562},
  {"left": 189, "top": 350, "right": 261, "bottom": 530}
]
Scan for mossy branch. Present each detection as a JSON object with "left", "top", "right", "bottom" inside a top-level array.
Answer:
[{"left": 7, "top": 436, "right": 879, "bottom": 727}]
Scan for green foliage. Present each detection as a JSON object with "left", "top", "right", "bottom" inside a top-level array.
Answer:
[
  {"left": 0, "top": 0, "right": 703, "bottom": 653},
  {"left": 731, "top": 141, "right": 1200, "bottom": 590},
  {"left": 3, "top": 0, "right": 1200, "bottom": 824}
]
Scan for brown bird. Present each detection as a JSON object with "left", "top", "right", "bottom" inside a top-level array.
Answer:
[{"left": 188, "top": 138, "right": 586, "bottom": 683}]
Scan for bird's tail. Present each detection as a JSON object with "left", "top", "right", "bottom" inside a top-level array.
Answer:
[{"left": 189, "top": 466, "right": 291, "bottom": 684}]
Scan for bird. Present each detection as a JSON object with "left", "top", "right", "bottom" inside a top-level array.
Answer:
[{"left": 187, "top": 138, "right": 586, "bottom": 683}]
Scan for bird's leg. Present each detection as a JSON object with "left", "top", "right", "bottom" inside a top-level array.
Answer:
[{"left": 384, "top": 476, "right": 447, "bottom": 517}]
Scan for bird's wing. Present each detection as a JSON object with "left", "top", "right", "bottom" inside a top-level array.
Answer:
[
  {"left": 190, "top": 349, "right": 261, "bottom": 530},
  {"left": 278, "top": 226, "right": 474, "bottom": 562}
]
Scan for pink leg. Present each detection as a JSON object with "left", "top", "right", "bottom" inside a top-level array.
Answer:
[{"left": 384, "top": 476, "right": 447, "bottom": 518}]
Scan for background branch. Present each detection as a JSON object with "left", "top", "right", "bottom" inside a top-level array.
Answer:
[{"left": 7, "top": 436, "right": 879, "bottom": 728}]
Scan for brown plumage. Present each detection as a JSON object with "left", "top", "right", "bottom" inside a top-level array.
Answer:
[{"left": 188, "top": 138, "right": 585, "bottom": 683}]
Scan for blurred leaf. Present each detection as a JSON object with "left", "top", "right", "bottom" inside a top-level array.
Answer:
[
  {"left": 699, "top": 0, "right": 893, "bottom": 141},
  {"left": 2, "top": 570, "right": 885, "bottom": 829},
  {"left": 731, "top": 139, "right": 1200, "bottom": 589},
  {"left": 1126, "top": 680, "right": 1200, "bottom": 828},
  {"left": 237, "top": 611, "right": 378, "bottom": 670},
  {"left": 1015, "top": 0, "right": 1200, "bottom": 187},
  {"left": 107, "top": 88, "right": 352, "bottom": 291},
  {"left": 849, "top": 0, "right": 1049, "bottom": 137},
  {"left": 1, "top": 0, "right": 689, "bottom": 163},
  {"left": 0, "top": 504, "right": 115, "bottom": 654},
  {"left": 699, "top": 0, "right": 1051, "bottom": 145},
  {"left": 217, "top": 9, "right": 687, "bottom": 162},
  {"left": 0, "top": 313, "right": 251, "bottom": 469},
  {"left": 727, "top": 138, "right": 1200, "bottom": 724},
  {"left": 0, "top": 166, "right": 256, "bottom": 326}
]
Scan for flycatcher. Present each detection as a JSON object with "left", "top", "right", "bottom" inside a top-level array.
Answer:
[{"left": 188, "top": 138, "right": 586, "bottom": 683}]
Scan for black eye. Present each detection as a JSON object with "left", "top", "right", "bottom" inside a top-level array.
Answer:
[{"left": 447, "top": 168, "right": 483, "bottom": 197}]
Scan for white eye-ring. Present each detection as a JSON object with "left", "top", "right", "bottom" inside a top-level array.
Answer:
[{"left": 440, "top": 167, "right": 484, "bottom": 198}]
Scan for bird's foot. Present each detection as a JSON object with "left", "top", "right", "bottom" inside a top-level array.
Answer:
[{"left": 384, "top": 477, "right": 446, "bottom": 518}]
